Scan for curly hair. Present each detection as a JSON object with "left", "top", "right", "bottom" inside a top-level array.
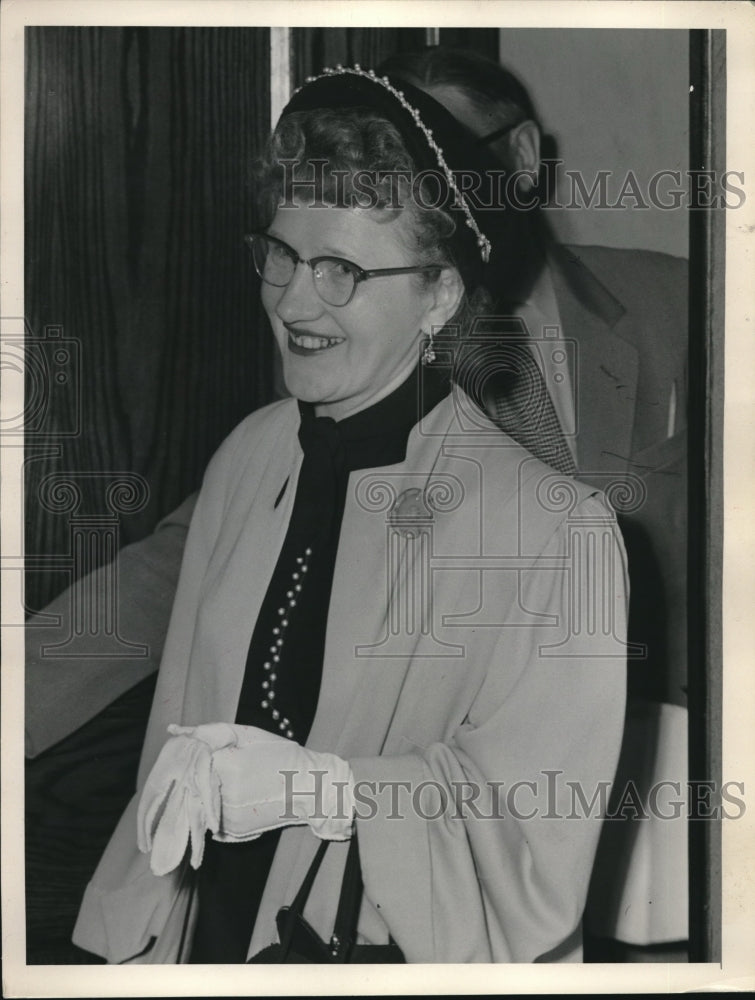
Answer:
[
  {"left": 255, "top": 106, "right": 495, "bottom": 339},
  {"left": 258, "top": 109, "right": 458, "bottom": 271}
]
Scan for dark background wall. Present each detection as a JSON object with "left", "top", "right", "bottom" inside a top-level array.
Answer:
[{"left": 291, "top": 26, "right": 497, "bottom": 81}]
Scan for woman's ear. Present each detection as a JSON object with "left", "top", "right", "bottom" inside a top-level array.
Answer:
[{"left": 422, "top": 267, "right": 465, "bottom": 333}]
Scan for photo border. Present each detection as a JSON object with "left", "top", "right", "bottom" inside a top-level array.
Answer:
[{"left": 2, "top": 1, "right": 753, "bottom": 995}]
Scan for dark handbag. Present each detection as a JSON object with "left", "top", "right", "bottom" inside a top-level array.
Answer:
[{"left": 248, "top": 834, "right": 405, "bottom": 964}]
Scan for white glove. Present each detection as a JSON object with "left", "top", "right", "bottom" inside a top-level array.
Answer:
[
  {"left": 137, "top": 723, "right": 244, "bottom": 875},
  {"left": 136, "top": 732, "right": 220, "bottom": 876},
  {"left": 136, "top": 722, "right": 354, "bottom": 876},
  {"left": 187, "top": 724, "right": 355, "bottom": 844}
]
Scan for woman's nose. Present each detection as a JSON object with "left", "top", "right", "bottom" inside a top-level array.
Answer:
[{"left": 274, "top": 262, "right": 324, "bottom": 323}]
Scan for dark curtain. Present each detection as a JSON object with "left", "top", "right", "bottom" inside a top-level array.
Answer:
[{"left": 24, "top": 27, "right": 273, "bottom": 614}]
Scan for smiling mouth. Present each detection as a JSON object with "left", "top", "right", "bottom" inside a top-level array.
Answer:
[{"left": 287, "top": 329, "right": 346, "bottom": 354}]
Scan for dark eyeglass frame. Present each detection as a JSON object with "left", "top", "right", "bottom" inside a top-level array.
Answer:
[
  {"left": 244, "top": 231, "right": 441, "bottom": 307},
  {"left": 474, "top": 120, "right": 523, "bottom": 147}
]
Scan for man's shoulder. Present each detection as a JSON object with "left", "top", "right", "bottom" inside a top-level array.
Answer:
[
  {"left": 563, "top": 242, "right": 685, "bottom": 268},
  {"left": 561, "top": 242, "right": 687, "bottom": 301},
  {"left": 557, "top": 242, "right": 688, "bottom": 360}
]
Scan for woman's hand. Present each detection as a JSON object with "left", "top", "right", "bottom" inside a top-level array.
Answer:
[
  {"left": 136, "top": 722, "right": 354, "bottom": 876},
  {"left": 136, "top": 731, "right": 221, "bottom": 876}
]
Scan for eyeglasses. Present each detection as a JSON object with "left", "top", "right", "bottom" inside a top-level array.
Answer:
[
  {"left": 244, "top": 231, "right": 441, "bottom": 307},
  {"left": 474, "top": 120, "right": 522, "bottom": 147}
]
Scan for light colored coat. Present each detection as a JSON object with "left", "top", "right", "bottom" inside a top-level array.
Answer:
[{"left": 73, "top": 386, "right": 628, "bottom": 963}]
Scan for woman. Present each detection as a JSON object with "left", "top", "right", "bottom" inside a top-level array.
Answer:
[{"left": 73, "top": 64, "right": 628, "bottom": 964}]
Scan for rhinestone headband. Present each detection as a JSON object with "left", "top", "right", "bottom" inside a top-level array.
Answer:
[{"left": 293, "top": 64, "right": 492, "bottom": 264}]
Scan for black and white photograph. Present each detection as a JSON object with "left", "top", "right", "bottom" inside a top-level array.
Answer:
[{"left": 1, "top": 0, "right": 753, "bottom": 995}]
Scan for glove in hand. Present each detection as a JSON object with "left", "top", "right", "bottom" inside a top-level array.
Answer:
[
  {"left": 136, "top": 723, "right": 239, "bottom": 875},
  {"left": 136, "top": 722, "right": 353, "bottom": 876},
  {"left": 193, "top": 724, "right": 354, "bottom": 843}
]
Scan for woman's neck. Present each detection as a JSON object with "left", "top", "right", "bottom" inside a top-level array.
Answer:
[{"left": 313, "top": 355, "right": 419, "bottom": 422}]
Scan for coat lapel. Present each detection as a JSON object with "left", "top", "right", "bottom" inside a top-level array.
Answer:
[
  {"left": 182, "top": 406, "right": 304, "bottom": 726},
  {"left": 549, "top": 245, "right": 640, "bottom": 483},
  {"left": 307, "top": 399, "right": 458, "bottom": 757}
]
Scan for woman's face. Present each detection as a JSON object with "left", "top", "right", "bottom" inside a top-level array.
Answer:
[{"left": 261, "top": 201, "right": 444, "bottom": 420}]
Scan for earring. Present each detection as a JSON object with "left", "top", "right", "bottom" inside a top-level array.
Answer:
[{"left": 421, "top": 330, "right": 436, "bottom": 366}]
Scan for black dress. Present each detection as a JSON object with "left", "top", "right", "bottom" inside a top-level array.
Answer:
[{"left": 189, "top": 365, "right": 449, "bottom": 963}]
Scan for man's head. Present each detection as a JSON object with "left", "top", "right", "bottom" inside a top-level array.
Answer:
[{"left": 377, "top": 47, "right": 542, "bottom": 184}]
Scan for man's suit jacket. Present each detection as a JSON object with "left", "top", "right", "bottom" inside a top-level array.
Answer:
[
  {"left": 548, "top": 243, "right": 688, "bottom": 708},
  {"left": 545, "top": 243, "right": 688, "bottom": 946}
]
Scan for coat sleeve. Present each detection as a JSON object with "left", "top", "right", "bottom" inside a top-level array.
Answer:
[
  {"left": 349, "top": 495, "right": 628, "bottom": 963},
  {"left": 71, "top": 416, "right": 259, "bottom": 963},
  {"left": 134, "top": 416, "right": 263, "bottom": 789},
  {"left": 25, "top": 493, "right": 198, "bottom": 759}
]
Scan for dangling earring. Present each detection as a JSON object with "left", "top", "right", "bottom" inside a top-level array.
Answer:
[{"left": 421, "top": 329, "right": 436, "bottom": 366}]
